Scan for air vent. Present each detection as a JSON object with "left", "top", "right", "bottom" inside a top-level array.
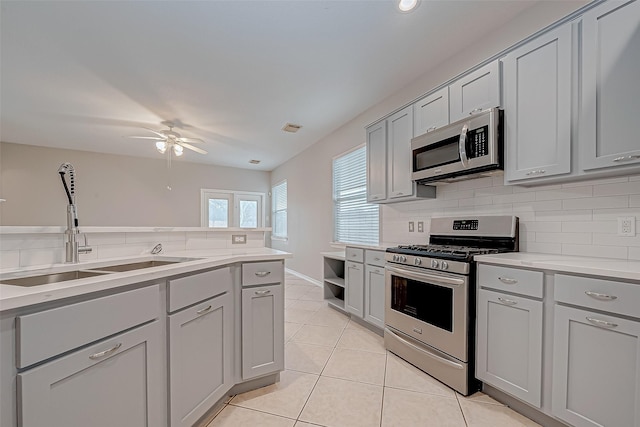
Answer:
[
  {"left": 249, "top": 159, "right": 261, "bottom": 164},
  {"left": 282, "top": 123, "right": 303, "bottom": 133}
]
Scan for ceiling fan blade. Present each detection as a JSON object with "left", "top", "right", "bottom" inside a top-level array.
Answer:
[
  {"left": 142, "top": 127, "right": 167, "bottom": 138},
  {"left": 178, "top": 137, "right": 205, "bottom": 144},
  {"left": 178, "top": 142, "right": 208, "bottom": 155},
  {"left": 126, "top": 136, "right": 165, "bottom": 140}
]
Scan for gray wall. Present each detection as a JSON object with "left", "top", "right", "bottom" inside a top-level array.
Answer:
[
  {"left": 270, "top": 1, "right": 588, "bottom": 281},
  {"left": 0, "top": 142, "right": 271, "bottom": 227}
]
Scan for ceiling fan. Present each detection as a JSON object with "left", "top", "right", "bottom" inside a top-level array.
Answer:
[{"left": 126, "top": 121, "right": 208, "bottom": 156}]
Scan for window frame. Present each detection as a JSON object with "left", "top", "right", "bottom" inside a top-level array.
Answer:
[
  {"left": 271, "top": 180, "right": 288, "bottom": 241},
  {"left": 200, "top": 189, "right": 266, "bottom": 229}
]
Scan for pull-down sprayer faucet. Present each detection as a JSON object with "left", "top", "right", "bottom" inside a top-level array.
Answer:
[{"left": 58, "top": 163, "right": 91, "bottom": 263}]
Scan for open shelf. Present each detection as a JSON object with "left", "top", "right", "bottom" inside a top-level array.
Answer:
[
  {"left": 324, "top": 277, "right": 345, "bottom": 288},
  {"left": 323, "top": 254, "right": 346, "bottom": 308},
  {"left": 326, "top": 297, "right": 346, "bottom": 311}
]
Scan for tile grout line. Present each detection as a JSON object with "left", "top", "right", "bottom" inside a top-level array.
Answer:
[
  {"left": 455, "top": 392, "right": 470, "bottom": 427},
  {"left": 379, "top": 351, "right": 390, "bottom": 427}
]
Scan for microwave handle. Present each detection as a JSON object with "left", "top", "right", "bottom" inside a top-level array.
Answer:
[{"left": 459, "top": 123, "right": 469, "bottom": 168}]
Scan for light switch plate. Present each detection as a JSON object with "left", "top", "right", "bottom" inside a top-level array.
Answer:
[
  {"left": 409, "top": 222, "right": 414, "bottom": 232},
  {"left": 617, "top": 216, "right": 636, "bottom": 236},
  {"left": 417, "top": 221, "right": 424, "bottom": 233}
]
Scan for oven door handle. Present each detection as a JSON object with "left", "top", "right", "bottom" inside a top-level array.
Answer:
[
  {"left": 459, "top": 123, "right": 469, "bottom": 168},
  {"left": 386, "top": 265, "right": 465, "bottom": 287},
  {"left": 385, "top": 328, "right": 464, "bottom": 370}
]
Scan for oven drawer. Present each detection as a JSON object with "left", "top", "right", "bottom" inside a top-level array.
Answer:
[
  {"left": 555, "top": 274, "right": 640, "bottom": 319},
  {"left": 346, "top": 247, "right": 364, "bottom": 263},
  {"left": 477, "top": 264, "right": 543, "bottom": 298}
]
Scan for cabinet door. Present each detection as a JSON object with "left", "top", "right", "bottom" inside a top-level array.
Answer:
[
  {"left": 364, "top": 264, "right": 385, "bottom": 329},
  {"left": 242, "top": 285, "right": 284, "bottom": 380},
  {"left": 413, "top": 87, "right": 449, "bottom": 136},
  {"left": 449, "top": 61, "right": 501, "bottom": 122},
  {"left": 169, "top": 293, "right": 233, "bottom": 427},
  {"left": 476, "top": 289, "right": 543, "bottom": 408},
  {"left": 552, "top": 304, "right": 640, "bottom": 427},
  {"left": 366, "top": 121, "right": 387, "bottom": 202},
  {"left": 503, "top": 23, "right": 572, "bottom": 182},
  {"left": 18, "top": 321, "right": 163, "bottom": 427},
  {"left": 387, "top": 106, "right": 415, "bottom": 199},
  {"left": 345, "top": 261, "right": 364, "bottom": 317},
  {"left": 580, "top": 0, "right": 640, "bottom": 171}
]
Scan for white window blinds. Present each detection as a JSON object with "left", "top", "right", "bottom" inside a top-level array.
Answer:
[
  {"left": 333, "top": 146, "right": 379, "bottom": 245},
  {"left": 272, "top": 181, "right": 287, "bottom": 238}
]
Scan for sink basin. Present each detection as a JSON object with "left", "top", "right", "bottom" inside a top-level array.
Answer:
[
  {"left": 1, "top": 270, "right": 110, "bottom": 287},
  {"left": 89, "top": 260, "right": 181, "bottom": 272}
]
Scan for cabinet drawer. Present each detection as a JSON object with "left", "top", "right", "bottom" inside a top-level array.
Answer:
[
  {"left": 478, "top": 264, "right": 543, "bottom": 298},
  {"left": 346, "top": 247, "right": 364, "bottom": 263},
  {"left": 365, "top": 250, "right": 385, "bottom": 267},
  {"left": 242, "top": 261, "right": 283, "bottom": 286},
  {"left": 168, "top": 267, "right": 232, "bottom": 312},
  {"left": 555, "top": 274, "right": 640, "bottom": 319},
  {"left": 16, "top": 285, "right": 159, "bottom": 369}
]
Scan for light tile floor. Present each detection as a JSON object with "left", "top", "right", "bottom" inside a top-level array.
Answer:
[{"left": 206, "top": 272, "right": 541, "bottom": 427}]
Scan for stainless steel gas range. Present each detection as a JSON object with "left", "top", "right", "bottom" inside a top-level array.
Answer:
[{"left": 384, "top": 215, "right": 519, "bottom": 396}]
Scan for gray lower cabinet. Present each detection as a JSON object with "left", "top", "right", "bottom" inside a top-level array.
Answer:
[
  {"left": 364, "top": 264, "right": 385, "bottom": 329},
  {"left": 345, "top": 261, "right": 364, "bottom": 318},
  {"left": 168, "top": 293, "right": 233, "bottom": 427},
  {"left": 476, "top": 288, "right": 543, "bottom": 408},
  {"left": 18, "top": 320, "right": 163, "bottom": 427},
  {"left": 241, "top": 284, "right": 284, "bottom": 380},
  {"left": 552, "top": 304, "right": 640, "bottom": 427}
]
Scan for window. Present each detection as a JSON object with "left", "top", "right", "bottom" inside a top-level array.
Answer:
[
  {"left": 271, "top": 180, "right": 287, "bottom": 239},
  {"left": 333, "top": 145, "right": 379, "bottom": 245},
  {"left": 201, "top": 189, "right": 265, "bottom": 228}
]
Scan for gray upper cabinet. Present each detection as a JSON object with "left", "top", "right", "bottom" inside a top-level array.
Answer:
[
  {"left": 449, "top": 61, "right": 501, "bottom": 122},
  {"left": 580, "top": 0, "right": 640, "bottom": 172},
  {"left": 366, "top": 120, "right": 387, "bottom": 203},
  {"left": 503, "top": 23, "right": 573, "bottom": 183},
  {"left": 387, "top": 106, "right": 414, "bottom": 199},
  {"left": 413, "top": 87, "right": 450, "bottom": 136}
]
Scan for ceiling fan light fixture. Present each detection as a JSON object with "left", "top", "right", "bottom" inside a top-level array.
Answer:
[
  {"left": 155, "top": 140, "right": 167, "bottom": 153},
  {"left": 173, "top": 144, "right": 184, "bottom": 156}
]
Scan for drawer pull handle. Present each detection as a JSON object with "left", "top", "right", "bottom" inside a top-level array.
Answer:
[
  {"left": 255, "top": 289, "right": 271, "bottom": 296},
  {"left": 374, "top": 257, "right": 381, "bottom": 261},
  {"left": 525, "top": 169, "right": 546, "bottom": 176},
  {"left": 89, "top": 343, "right": 122, "bottom": 360},
  {"left": 613, "top": 155, "right": 640, "bottom": 162},
  {"left": 469, "top": 108, "right": 483, "bottom": 115},
  {"left": 585, "top": 291, "right": 617, "bottom": 301},
  {"left": 196, "top": 305, "right": 212, "bottom": 315},
  {"left": 586, "top": 317, "right": 618, "bottom": 329},
  {"left": 426, "top": 126, "right": 437, "bottom": 133},
  {"left": 498, "top": 277, "right": 518, "bottom": 284},
  {"left": 255, "top": 271, "right": 271, "bottom": 277},
  {"left": 498, "top": 297, "right": 518, "bottom": 306}
]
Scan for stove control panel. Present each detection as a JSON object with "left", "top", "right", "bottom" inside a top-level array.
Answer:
[
  {"left": 385, "top": 252, "right": 470, "bottom": 275},
  {"left": 452, "top": 219, "right": 478, "bottom": 231}
]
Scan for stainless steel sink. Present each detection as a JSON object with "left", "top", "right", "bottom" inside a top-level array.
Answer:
[
  {"left": 1, "top": 270, "right": 110, "bottom": 287},
  {"left": 88, "top": 260, "right": 182, "bottom": 272}
]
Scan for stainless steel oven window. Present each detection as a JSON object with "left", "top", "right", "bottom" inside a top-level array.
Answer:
[{"left": 390, "top": 274, "right": 454, "bottom": 332}]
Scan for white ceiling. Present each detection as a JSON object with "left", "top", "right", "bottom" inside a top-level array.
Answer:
[{"left": 1, "top": 0, "right": 540, "bottom": 171}]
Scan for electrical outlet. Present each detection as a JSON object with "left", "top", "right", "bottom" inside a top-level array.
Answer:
[
  {"left": 409, "top": 221, "right": 415, "bottom": 232},
  {"left": 417, "top": 221, "right": 424, "bottom": 233},
  {"left": 617, "top": 216, "right": 636, "bottom": 237},
  {"left": 232, "top": 234, "right": 247, "bottom": 244}
]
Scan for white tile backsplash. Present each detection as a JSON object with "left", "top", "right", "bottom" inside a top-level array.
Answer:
[{"left": 381, "top": 174, "right": 640, "bottom": 260}]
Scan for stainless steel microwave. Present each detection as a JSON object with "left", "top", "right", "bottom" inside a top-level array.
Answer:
[{"left": 411, "top": 107, "right": 503, "bottom": 184}]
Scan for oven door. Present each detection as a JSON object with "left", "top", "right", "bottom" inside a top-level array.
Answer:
[{"left": 385, "top": 264, "right": 469, "bottom": 362}]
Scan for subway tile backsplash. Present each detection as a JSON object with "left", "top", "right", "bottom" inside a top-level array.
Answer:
[{"left": 381, "top": 174, "right": 640, "bottom": 260}]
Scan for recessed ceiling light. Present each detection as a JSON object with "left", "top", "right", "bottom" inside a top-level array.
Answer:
[
  {"left": 282, "top": 123, "right": 302, "bottom": 133},
  {"left": 249, "top": 159, "right": 261, "bottom": 164},
  {"left": 398, "top": 0, "right": 418, "bottom": 12}
]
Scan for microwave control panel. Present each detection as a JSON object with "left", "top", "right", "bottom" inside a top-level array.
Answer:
[{"left": 468, "top": 125, "right": 489, "bottom": 158}]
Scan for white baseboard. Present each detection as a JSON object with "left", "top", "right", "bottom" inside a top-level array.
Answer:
[{"left": 284, "top": 268, "right": 322, "bottom": 287}]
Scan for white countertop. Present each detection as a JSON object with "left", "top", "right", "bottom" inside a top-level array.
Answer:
[
  {"left": 0, "top": 248, "right": 291, "bottom": 312},
  {"left": 475, "top": 252, "right": 640, "bottom": 282}
]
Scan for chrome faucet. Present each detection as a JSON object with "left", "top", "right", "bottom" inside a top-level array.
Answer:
[{"left": 58, "top": 163, "right": 91, "bottom": 263}]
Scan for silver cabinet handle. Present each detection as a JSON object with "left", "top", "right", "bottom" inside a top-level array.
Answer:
[
  {"left": 585, "top": 291, "right": 617, "bottom": 301},
  {"left": 613, "top": 155, "right": 640, "bottom": 162},
  {"left": 426, "top": 126, "right": 437, "bottom": 132},
  {"left": 89, "top": 343, "right": 122, "bottom": 360},
  {"left": 459, "top": 123, "right": 469, "bottom": 168},
  {"left": 469, "top": 108, "right": 483, "bottom": 115},
  {"left": 255, "top": 289, "right": 271, "bottom": 295},
  {"left": 255, "top": 271, "right": 271, "bottom": 277},
  {"left": 498, "top": 277, "right": 518, "bottom": 284},
  {"left": 525, "top": 169, "right": 546, "bottom": 176},
  {"left": 374, "top": 257, "right": 381, "bottom": 261},
  {"left": 498, "top": 297, "right": 518, "bottom": 305},
  {"left": 396, "top": 192, "right": 404, "bottom": 196},
  {"left": 371, "top": 196, "right": 379, "bottom": 200},
  {"left": 586, "top": 317, "right": 618, "bottom": 329},
  {"left": 196, "top": 305, "right": 212, "bottom": 315}
]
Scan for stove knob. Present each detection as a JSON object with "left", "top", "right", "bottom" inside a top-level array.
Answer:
[
  {"left": 393, "top": 255, "right": 399, "bottom": 262},
  {"left": 414, "top": 258, "right": 422, "bottom": 266},
  {"left": 400, "top": 256, "right": 407, "bottom": 262},
  {"left": 431, "top": 259, "right": 439, "bottom": 269},
  {"left": 441, "top": 261, "right": 449, "bottom": 270}
]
